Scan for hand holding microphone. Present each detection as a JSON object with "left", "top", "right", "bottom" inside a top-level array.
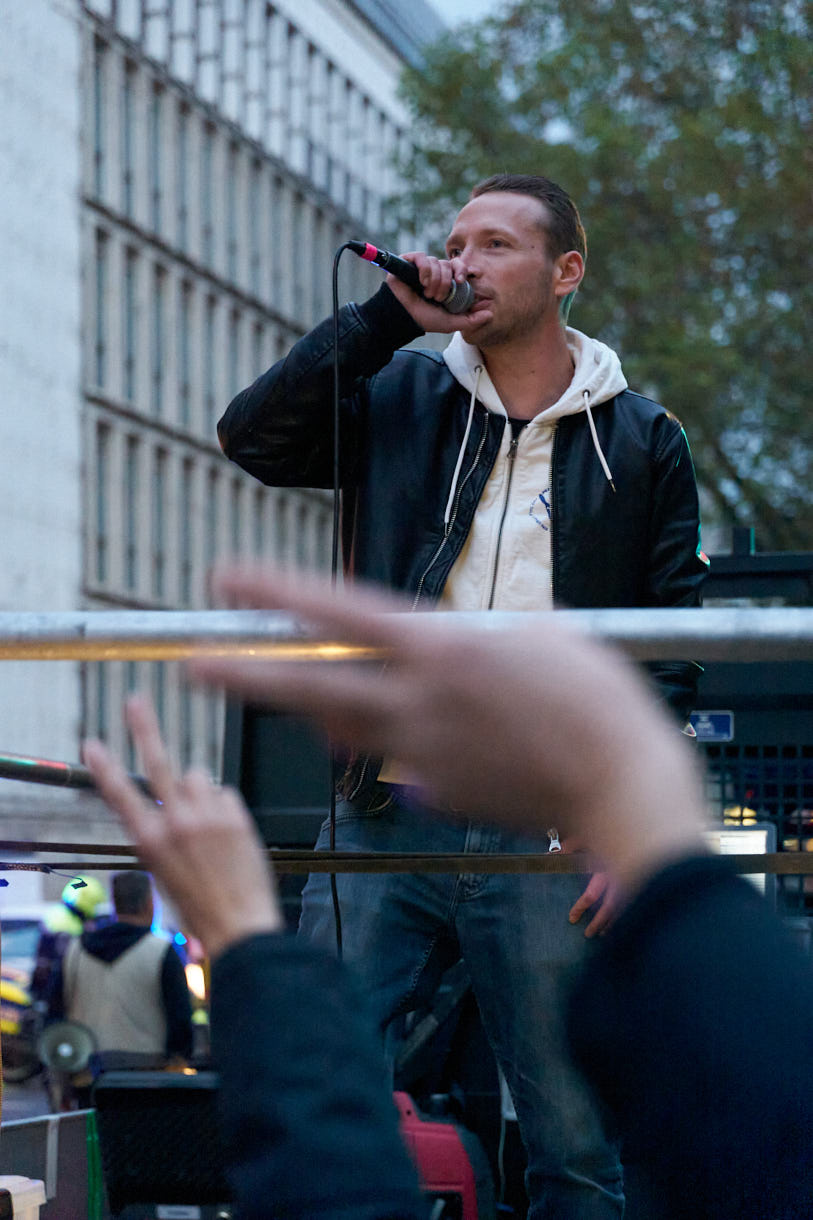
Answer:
[{"left": 348, "top": 241, "right": 488, "bottom": 331}]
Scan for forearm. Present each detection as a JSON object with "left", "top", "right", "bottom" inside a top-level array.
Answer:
[
  {"left": 568, "top": 855, "right": 813, "bottom": 1218},
  {"left": 217, "top": 286, "right": 422, "bottom": 489},
  {"left": 211, "top": 934, "right": 426, "bottom": 1220}
]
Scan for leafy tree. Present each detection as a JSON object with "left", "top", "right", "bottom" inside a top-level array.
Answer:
[{"left": 396, "top": 0, "right": 812, "bottom": 551}]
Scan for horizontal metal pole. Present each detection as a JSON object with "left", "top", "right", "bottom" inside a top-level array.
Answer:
[
  {"left": 2, "top": 847, "right": 813, "bottom": 876},
  {"left": 0, "top": 606, "right": 810, "bottom": 662},
  {"left": 0, "top": 754, "right": 151, "bottom": 793},
  {"left": 0, "top": 840, "right": 135, "bottom": 856}
]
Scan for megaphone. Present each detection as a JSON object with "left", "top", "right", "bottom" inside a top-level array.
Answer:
[{"left": 37, "top": 1020, "right": 97, "bottom": 1074}]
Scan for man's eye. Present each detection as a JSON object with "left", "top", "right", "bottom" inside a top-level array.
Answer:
[{"left": 447, "top": 248, "right": 461, "bottom": 258}]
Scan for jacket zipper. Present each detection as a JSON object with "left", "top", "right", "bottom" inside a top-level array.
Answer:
[
  {"left": 487, "top": 435, "right": 519, "bottom": 610},
  {"left": 411, "top": 410, "right": 490, "bottom": 610},
  {"left": 359, "top": 410, "right": 490, "bottom": 798},
  {"left": 549, "top": 422, "right": 559, "bottom": 605}
]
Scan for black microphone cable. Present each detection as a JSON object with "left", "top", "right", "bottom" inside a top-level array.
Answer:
[
  {"left": 325, "top": 239, "right": 471, "bottom": 957},
  {"left": 326, "top": 243, "right": 356, "bottom": 959}
]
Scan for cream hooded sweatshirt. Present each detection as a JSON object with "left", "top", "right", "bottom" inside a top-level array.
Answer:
[
  {"left": 439, "top": 327, "right": 628, "bottom": 612},
  {"left": 379, "top": 328, "right": 629, "bottom": 785}
]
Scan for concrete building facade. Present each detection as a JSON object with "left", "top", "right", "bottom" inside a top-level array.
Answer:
[{"left": 0, "top": 0, "right": 443, "bottom": 856}]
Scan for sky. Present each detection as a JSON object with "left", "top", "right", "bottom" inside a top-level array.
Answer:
[{"left": 429, "top": 0, "right": 503, "bottom": 27}]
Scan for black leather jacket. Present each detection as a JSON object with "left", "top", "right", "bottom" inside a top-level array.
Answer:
[{"left": 219, "top": 285, "right": 707, "bottom": 719}]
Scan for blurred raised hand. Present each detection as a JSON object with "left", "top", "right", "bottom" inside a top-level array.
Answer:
[
  {"left": 83, "top": 695, "right": 282, "bottom": 960},
  {"left": 189, "top": 564, "right": 708, "bottom": 897}
]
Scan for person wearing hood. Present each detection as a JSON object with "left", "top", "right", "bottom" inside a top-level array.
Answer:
[
  {"left": 49, "top": 870, "right": 193, "bottom": 1085},
  {"left": 217, "top": 172, "right": 707, "bottom": 1218},
  {"left": 30, "top": 873, "right": 108, "bottom": 1015}
]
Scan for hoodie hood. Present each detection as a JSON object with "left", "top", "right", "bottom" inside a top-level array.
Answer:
[
  {"left": 442, "top": 327, "right": 628, "bottom": 421},
  {"left": 81, "top": 920, "right": 152, "bottom": 963}
]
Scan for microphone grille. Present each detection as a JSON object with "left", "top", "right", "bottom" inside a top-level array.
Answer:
[{"left": 444, "top": 280, "right": 475, "bottom": 315}]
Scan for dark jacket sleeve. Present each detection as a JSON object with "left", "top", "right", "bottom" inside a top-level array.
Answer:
[
  {"left": 568, "top": 855, "right": 813, "bottom": 1219},
  {"left": 210, "top": 934, "right": 426, "bottom": 1220},
  {"left": 160, "top": 944, "right": 194, "bottom": 1060},
  {"left": 644, "top": 419, "right": 708, "bottom": 720},
  {"left": 217, "top": 285, "right": 423, "bottom": 490}
]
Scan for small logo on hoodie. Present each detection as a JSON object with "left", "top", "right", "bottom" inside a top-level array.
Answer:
[{"left": 529, "top": 489, "right": 552, "bottom": 530}]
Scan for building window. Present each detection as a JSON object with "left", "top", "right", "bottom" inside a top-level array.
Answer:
[
  {"left": 228, "top": 309, "right": 241, "bottom": 397},
  {"left": 95, "top": 421, "right": 110, "bottom": 583},
  {"left": 205, "top": 467, "right": 219, "bottom": 568},
  {"left": 149, "top": 85, "right": 163, "bottom": 234},
  {"left": 269, "top": 174, "right": 283, "bottom": 302},
  {"left": 180, "top": 684, "right": 193, "bottom": 767},
  {"left": 125, "top": 661, "right": 139, "bottom": 769},
  {"left": 226, "top": 141, "right": 239, "bottom": 282},
  {"left": 178, "top": 280, "right": 192, "bottom": 427},
  {"left": 273, "top": 491, "right": 287, "bottom": 560},
  {"left": 230, "top": 478, "right": 242, "bottom": 554},
  {"left": 201, "top": 123, "right": 215, "bottom": 265},
  {"left": 296, "top": 501, "right": 310, "bottom": 568},
  {"left": 123, "top": 247, "right": 139, "bottom": 402},
  {"left": 253, "top": 487, "right": 265, "bottom": 557},
  {"left": 249, "top": 159, "right": 262, "bottom": 295},
  {"left": 151, "top": 263, "right": 166, "bottom": 416},
  {"left": 122, "top": 61, "right": 136, "bottom": 217},
  {"left": 251, "top": 321, "right": 265, "bottom": 379},
  {"left": 96, "top": 663, "right": 108, "bottom": 740},
  {"left": 124, "top": 434, "right": 140, "bottom": 591},
  {"left": 205, "top": 692, "right": 221, "bottom": 776},
  {"left": 292, "top": 193, "right": 304, "bottom": 316},
  {"left": 92, "top": 37, "right": 107, "bottom": 198},
  {"left": 311, "top": 208, "right": 325, "bottom": 319},
  {"left": 204, "top": 294, "right": 218, "bottom": 435},
  {"left": 176, "top": 104, "right": 189, "bottom": 248},
  {"left": 125, "top": 661, "right": 138, "bottom": 695},
  {"left": 94, "top": 229, "right": 108, "bottom": 388},
  {"left": 180, "top": 458, "right": 194, "bottom": 603},
  {"left": 152, "top": 447, "right": 167, "bottom": 599},
  {"left": 154, "top": 662, "right": 167, "bottom": 730}
]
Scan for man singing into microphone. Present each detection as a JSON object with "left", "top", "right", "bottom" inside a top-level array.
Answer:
[{"left": 218, "top": 173, "right": 707, "bottom": 1218}]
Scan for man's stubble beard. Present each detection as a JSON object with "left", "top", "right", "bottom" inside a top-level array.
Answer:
[{"left": 473, "top": 272, "right": 553, "bottom": 352}]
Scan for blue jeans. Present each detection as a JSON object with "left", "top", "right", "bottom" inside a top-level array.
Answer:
[{"left": 299, "top": 789, "right": 624, "bottom": 1219}]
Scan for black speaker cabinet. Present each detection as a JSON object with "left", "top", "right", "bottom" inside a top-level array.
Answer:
[{"left": 222, "top": 701, "right": 333, "bottom": 848}]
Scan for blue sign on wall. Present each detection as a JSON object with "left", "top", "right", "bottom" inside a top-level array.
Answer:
[{"left": 690, "top": 711, "right": 735, "bottom": 742}]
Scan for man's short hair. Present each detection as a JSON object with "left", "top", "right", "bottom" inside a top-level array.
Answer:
[
  {"left": 470, "top": 173, "right": 587, "bottom": 263},
  {"left": 112, "top": 870, "right": 153, "bottom": 917}
]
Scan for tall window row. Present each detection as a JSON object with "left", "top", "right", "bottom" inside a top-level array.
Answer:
[
  {"left": 85, "top": 408, "right": 333, "bottom": 607},
  {"left": 80, "top": 3, "right": 377, "bottom": 773},
  {"left": 86, "top": 6, "right": 406, "bottom": 250},
  {"left": 88, "top": 35, "right": 375, "bottom": 326},
  {"left": 87, "top": 222, "right": 305, "bottom": 440},
  {"left": 83, "top": 658, "right": 225, "bottom": 775},
  {"left": 83, "top": 401, "right": 333, "bottom": 771}
]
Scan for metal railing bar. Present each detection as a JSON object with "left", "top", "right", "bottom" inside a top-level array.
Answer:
[
  {"left": 2, "top": 850, "right": 813, "bottom": 876},
  {"left": 0, "top": 607, "right": 810, "bottom": 662}
]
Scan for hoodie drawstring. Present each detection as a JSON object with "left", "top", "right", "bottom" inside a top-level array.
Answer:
[
  {"left": 583, "top": 389, "right": 616, "bottom": 492},
  {"left": 443, "top": 365, "right": 482, "bottom": 533}
]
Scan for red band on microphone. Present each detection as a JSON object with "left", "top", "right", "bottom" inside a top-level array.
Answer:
[{"left": 361, "top": 243, "right": 379, "bottom": 262}]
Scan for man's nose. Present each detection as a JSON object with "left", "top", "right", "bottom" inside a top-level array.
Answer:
[{"left": 459, "top": 249, "right": 482, "bottom": 278}]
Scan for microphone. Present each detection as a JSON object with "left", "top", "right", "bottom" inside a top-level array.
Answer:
[{"left": 348, "top": 240, "right": 474, "bottom": 315}]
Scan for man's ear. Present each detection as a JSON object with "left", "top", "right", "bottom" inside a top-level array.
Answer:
[{"left": 554, "top": 250, "right": 585, "bottom": 300}]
